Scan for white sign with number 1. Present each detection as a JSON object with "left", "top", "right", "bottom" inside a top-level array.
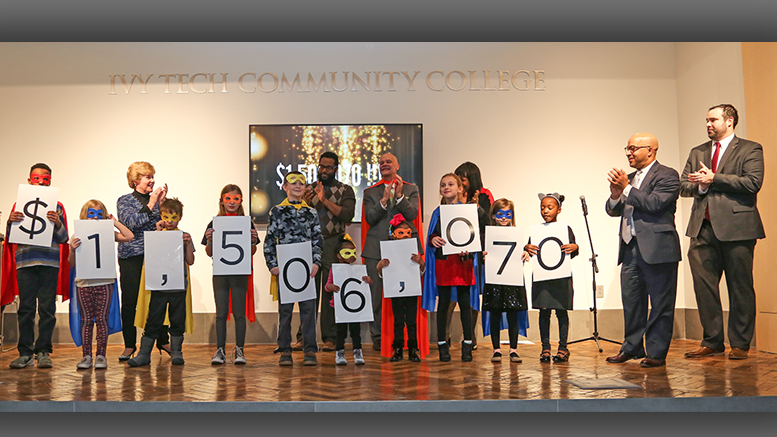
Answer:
[{"left": 73, "top": 220, "right": 117, "bottom": 280}]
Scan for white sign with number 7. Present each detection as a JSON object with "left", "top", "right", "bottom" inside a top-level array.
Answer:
[
  {"left": 73, "top": 219, "right": 117, "bottom": 280},
  {"left": 485, "top": 226, "right": 525, "bottom": 286},
  {"left": 212, "top": 216, "right": 252, "bottom": 275}
]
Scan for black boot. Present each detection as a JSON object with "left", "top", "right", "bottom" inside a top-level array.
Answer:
[
  {"left": 170, "top": 335, "right": 185, "bottom": 365},
  {"left": 408, "top": 348, "right": 421, "bottom": 362},
  {"left": 127, "top": 336, "right": 155, "bottom": 367},
  {"left": 438, "top": 343, "right": 451, "bottom": 362},
  {"left": 462, "top": 341, "right": 473, "bottom": 362},
  {"left": 390, "top": 347, "right": 403, "bottom": 362}
]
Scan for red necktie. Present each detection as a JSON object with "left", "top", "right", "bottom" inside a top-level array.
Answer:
[{"left": 704, "top": 141, "right": 720, "bottom": 221}]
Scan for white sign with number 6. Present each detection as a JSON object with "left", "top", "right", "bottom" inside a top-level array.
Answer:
[
  {"left": 144, "top": 231, "right": 185, "bottom": 290},
  {"left": 332, "top": 264, "right": 374, "bottom": 323},
  {"left": 212, "top": 216, "right": 252, "bottom": 275},
  {"left": 277, "top": 241, "right": 317, "bottom": 304},
  {"left": 440, "top": 204, "right": 481, "bottom": 255},
  {"left": 73, "top": 219, "right": 117, "bottom": 280},
  {"left": 530, "top": 221, "right": 572, "bottom": 282},
  {"left": 485, "top": 226, "right": 525, "bottom": 286}
]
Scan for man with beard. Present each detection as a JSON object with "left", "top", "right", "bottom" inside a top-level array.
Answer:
[{"left": 295, "top": 151, "right": 356, "bottom": 351}]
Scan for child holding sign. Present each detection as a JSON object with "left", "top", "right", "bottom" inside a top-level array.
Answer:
[
  {"left": 68, "top": 200, "right": 134, "bottom": 369},
  {"left": 264, "top": 171, "right": 323, "bottom": 366},
  {"left": 523, "top": 193, "right": 578, "bottom": 363},
  {"left": 128, "top": 198, "right": 195, "bottom": 367},
  {"left": 203, "top": 184, "right": 259, "bottom": 365},
  {"left": 482, "top": 198, "right": 527, "bottom": 363},
  {"left": 3, "top": 163, "right": 70, "bottom": 369},
  {"left": 377, "top": 217, "right": 425, "bottom": 362},
  {"left": 325, "top": 234, "right": 372, "bottom": 365},
  {"left": 425, "top": 173, "right": 486, "bottom": 362}
]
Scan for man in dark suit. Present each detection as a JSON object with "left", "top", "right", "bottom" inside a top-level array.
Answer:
[
  {"left": 362, "top": 153, "right": 422, "bottom": 350},
  {"left": 681, "top": 104, "right": 765, "bottom": 360},
  {"left": 605, "top": 133, "right": 682, "bottom": 368}
]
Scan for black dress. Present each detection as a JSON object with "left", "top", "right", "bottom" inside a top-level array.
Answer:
[
  {"left": 530, "top": 226, "right": 578, "bottom": 311},
  {"left": 482, "top": 283, "right": 528, "bottom": 312}
]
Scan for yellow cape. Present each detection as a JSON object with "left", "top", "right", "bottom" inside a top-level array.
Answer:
[{"left": 133, "top": 237, "right": 194, "bottom": 334}]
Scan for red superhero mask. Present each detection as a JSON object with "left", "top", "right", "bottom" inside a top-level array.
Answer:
[{"left": 30, "top": 173, "right": 52, "bottom": 186}]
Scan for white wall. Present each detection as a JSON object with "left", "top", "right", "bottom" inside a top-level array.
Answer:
[
  {"left": 0, "top": 42, "right": 685, "bottom": 314},
  {"left": 674, "top": 42, "right": 746, "bottom": 311}
]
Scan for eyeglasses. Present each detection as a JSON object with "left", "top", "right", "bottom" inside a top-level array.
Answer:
[
  {"left": 318, "top": 164, "right": 337, "bottom": 171},
  {"left": 624, "top": 146, "right": 651, "bottom": 154}
]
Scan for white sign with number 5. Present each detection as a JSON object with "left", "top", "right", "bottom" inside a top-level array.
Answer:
[
  {"left": 73, "top": 220, "right": 117, "bottom": 280},
  {"left": 332, "top": 264, "right": 374, "bottom": 323},
  {"left": 144, "top": 231, "right": 185, "bottom": 290},
  {"left": 277, "top": 241, "right": 317, "bottom": 304},
  {"left": 485, "top": 226, "right": 525, "bottom": 286},
  {"left": 212, "top": 216, "right": 252, "bottom": 275}
]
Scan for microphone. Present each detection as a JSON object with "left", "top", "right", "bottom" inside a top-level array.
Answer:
[{"left": 580, "top": 195, "right": 588, "bottom": 216}]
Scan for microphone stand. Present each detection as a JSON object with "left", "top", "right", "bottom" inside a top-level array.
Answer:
[{"left": 568, "top": 196, "right": 621, "bottom": 352}]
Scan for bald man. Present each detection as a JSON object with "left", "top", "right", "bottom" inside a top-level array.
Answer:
[
  {"left": 605, "top": 133, "right": 682, "bottom": 368},
  {"left": 362, "top": 153, "right": 422, "bottom": 350}
]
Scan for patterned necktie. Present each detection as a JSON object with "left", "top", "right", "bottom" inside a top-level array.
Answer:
[
  {"left": 705, "top": 142, "right": 720, "bottom": 221},
  {"left": 621, "top": 170, "right": 643, "bottom": 244}
]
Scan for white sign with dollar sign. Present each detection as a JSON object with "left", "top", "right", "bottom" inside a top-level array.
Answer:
[{"left": 9, "top": 184, "right": 60, "bottom": 247}]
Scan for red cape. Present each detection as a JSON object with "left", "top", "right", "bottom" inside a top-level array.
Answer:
[
  {"left": 228, "top": 269, "right": 256, "bottom": 323},
  {"left": 360, "top": 180, "right": 428, "bottom": 358},
  {"left": 1, "top": 202, "right": 71, "bottom": 306}
]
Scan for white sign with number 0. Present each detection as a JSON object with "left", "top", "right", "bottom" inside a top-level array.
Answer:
[
  {"left": 9, "top": 184, "right": 60, "bottom": 247},
  {"left": 144, "top": 231, "right": 185, "bottom": 290},
  {"left": 332, "top": 264, "right": 374, "bottom": 323},
  {"left": 440, "top": 204, "right": 481, "bottom": 255},
  {"left": 485, "top": 225, "right": 525, "bottom": 286},
  {"left": 212, "top": 216, "right": 252, "bottom": 275},
  {"left": 277, "top": 241, "right": 317, "bottom": 304},
  {"left": 380, "top": 238, "right": 422, "bottom": 298},
  {"left": 73, "top": 219, "right": 117, "bottom": 280},
  {"left": 529, "top": 221, "right": 572, "bottom": 282}
]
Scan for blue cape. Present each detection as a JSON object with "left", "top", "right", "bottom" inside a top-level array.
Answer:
[{"left": 68, "top": 268, "right": 122, "bottom": 347}]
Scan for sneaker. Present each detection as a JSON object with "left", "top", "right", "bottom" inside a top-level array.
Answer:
[
  {"left": 303, "top": 351, "right": 317, "bottom": 366},
  {"left": 232, "top": 346, "right": 246, "bottom": 365},
  {"left": 36, "top": 351, "right": 53, "bottom": 368},
  {"left": 9, "top": 355, "right": 34, "bottom": 369},
  {"left": 335, "top": 349, "right": 347, "bottom": 365},
  {"left": 212, "top": 348, "right": 227, "bottom": 365},
  {"left": 77, "top": 355, "right": 93, "bottom": 369},
  {"left": 279, "top": 351, "right": 293, "bottom": 366},
  {"left": 354, "top": 348, "right": 365, "bottom": 365},
  {"left": 94, "top": 355, "right": 108, "bottom": 369}
]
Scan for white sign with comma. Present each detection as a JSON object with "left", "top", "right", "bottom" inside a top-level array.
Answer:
[
  {"left": 8, "top": 184, "right": 60, "bottom": 247},
  {"left": 144, "top": 231, "right": 185, "bottom": 290},
  {"left": 212, "top": 216, "right": 252, "bottom": 275},
  {"left": 485, "top": 225, "right": 525, "bottom": 286},
  {"left": 277, "top": 241, "right": 317, "bottom": 304},
  {"left": 440, "top": 204, "right": 481, "bottom": 255},
  {"left": 73, "top": 220, "right": 117, "bottom": 280},
  {"left": 332, "top": 264, "right": 374, "bottom": 323},
  {"left": 380, "top": 238, "right": 422, "bottom": 298},
  {"left": 529, "top": 221, "right": 572, "bottom": 282}
]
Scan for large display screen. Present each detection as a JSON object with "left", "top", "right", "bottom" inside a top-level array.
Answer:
[{"left": 249, "top": 124, "right": 423, "bottom": 224}]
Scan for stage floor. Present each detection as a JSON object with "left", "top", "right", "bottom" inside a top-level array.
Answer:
[{"left": 1, "top": 340, "right": 776, "bottom": 412}]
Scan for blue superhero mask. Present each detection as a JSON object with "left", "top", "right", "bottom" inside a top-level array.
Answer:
[
  {"left": 494, "top": 210, "right": 513, "bottom": 220},
  {"left": 87, "top": 208, "right": 103, "bottom": 219}
]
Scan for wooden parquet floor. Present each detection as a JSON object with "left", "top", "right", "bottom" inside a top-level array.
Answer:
[{"left": 1, "top": 340, "right": 776, "bottom": 402}]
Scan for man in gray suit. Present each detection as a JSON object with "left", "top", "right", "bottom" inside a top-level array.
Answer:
[
  {"left": 681, "top": 104, "right": 765, "bottom": 360},
  {"left": 362, "top": 153, "right": 422, "bottom": 350},
  {"left": 605, "top": 133, "right": 681, "bottom": 368}
]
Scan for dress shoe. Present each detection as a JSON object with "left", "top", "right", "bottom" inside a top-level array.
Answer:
[
  {"left": 321, "top": 341, "right": 336, "bottom": 352},
  {"left": 605, "top": 352, "right": 645, "bottom": 363},
  {"left": 291, "top": 341, "right": 304, "bottom": 352},
  {"left": 390, "top": 347, "right": 403, "bottom": 362},
  {"left": 684, "top": 346, "right": 724, "bottom": 358},
  {"left": 728, "top": 347, "right": 748, "bottom": 360},
  {"left": 639, "top": 357, "right": 666, "bottom": 368}
]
